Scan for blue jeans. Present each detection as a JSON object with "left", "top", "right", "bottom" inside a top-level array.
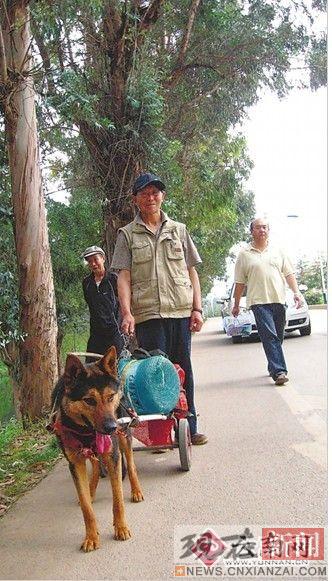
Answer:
[
  {"left": 135, "top": 318, "right": 197, "bottom": 435},
  {"left": 251, "top": 303, "right": 287, "bottom": 379}
]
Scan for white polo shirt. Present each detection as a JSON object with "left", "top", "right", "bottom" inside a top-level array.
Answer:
[{"left": 234, "top": 244, "right": 294, "bottom": 308}]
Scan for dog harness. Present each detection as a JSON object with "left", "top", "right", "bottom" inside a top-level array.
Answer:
[{"left": 52, "top": 417, "right": 112, "bottom": 458}]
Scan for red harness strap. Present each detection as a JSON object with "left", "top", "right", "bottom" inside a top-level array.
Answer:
[{"left": 52, "top": 418, "right": 112, "bottom": 458}]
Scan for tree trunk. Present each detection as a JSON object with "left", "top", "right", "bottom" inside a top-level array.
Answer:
[{"left": 0, "top": 1, "right": 58, "bottom": 422}]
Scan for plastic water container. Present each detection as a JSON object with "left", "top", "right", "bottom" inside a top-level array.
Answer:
[{"left": 118, "top": 355, "right": 180, "bottom": 415}]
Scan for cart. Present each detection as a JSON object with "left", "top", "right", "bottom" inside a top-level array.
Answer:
[
  {"left": 74, "top": 352, "right": 192, "bottom": 471},
  {"left": 118, "top": 404, "right": 192, "bottom": 471},
  {"left": 117, "top": 361, "right": 192, "bottom": 471}
]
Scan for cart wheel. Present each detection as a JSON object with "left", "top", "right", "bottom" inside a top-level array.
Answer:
[{"left": 178, "top": 418, "right": 192, "bottom": 471}]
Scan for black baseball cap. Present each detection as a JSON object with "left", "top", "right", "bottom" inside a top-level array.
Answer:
[{"left": 132, "top": 172, "right": 166, "bottom": 195}]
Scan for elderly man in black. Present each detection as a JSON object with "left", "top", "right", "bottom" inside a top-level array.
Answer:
[{"left": 82, "top": 246, "right": 124, "bottom": 359}]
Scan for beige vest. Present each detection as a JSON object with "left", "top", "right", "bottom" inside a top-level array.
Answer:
[{"left": 120, "top": 218, "right": 193, "bottom": 323}]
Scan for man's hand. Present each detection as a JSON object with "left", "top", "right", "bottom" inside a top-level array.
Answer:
[
  {"left": 232, "top": 283, "right": 245, "bottom": 318},
  {"left": 232, "top": 305, "right": 240, "bottom": 317},
  {"left": 293, "top": 293, "right": 304, "bottom": 309},
  {"left": 121, "top": 313, "right": 135, "bottom": 336},
  {"left": 190, "top": 311, "right": 203, "bottom": 332}
]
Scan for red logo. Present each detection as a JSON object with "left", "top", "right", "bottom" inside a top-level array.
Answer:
[
  {"left": 191, "top": 529, "right": 226, "bottom": 565},
  {"left": 262, "top": 528, "right": 324, "bottom": 560}
]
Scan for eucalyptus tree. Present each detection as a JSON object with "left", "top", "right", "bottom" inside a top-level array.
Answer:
[{"left": 0, "top": 2, "right": 58, "bottom": 421}]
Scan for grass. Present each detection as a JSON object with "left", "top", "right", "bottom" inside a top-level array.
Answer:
[
  {"left": 60, "top": 330, "right": 89, "bottom": 359},
  {"left": 0, "top": 418, "right": 61, "bottom": 516},
  {"left": 0, "top": 363, "right": 14, "bottom": 423},
  {"left": 0, "top": 330, "right": 89, "bottom": 517}
]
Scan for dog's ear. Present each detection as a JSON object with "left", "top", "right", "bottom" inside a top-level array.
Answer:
[
  {"left": 98, "top": 345, "right": 118, "bottom": 377},
  {"left": 63, "top": 354, "right": 86, "bottom": 384}
]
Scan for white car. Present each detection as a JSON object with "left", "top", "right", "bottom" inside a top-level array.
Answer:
[{"left": 219, "top": 285, "right": 311, "bottom": 343}]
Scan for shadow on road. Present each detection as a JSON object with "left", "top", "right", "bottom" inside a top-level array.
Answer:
[{"left": 201, "top": 331, "right": 309, "bottom": 349}]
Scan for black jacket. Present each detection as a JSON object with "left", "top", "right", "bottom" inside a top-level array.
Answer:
[{"left": 83, "top": 271, "right": 121, "bottom": 336}]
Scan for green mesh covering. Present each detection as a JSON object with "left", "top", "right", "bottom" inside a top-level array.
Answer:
[{"left": 118, "top": 355, "right": 180, "bottom": 415}]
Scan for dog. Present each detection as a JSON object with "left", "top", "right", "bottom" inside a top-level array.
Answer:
[{"left": 49, "top": 345, "right": 144, "bottom": 552}]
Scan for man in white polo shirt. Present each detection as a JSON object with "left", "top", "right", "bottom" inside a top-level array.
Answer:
[{"left": 232, "top": 217, "right": 303, "bottom": 385}]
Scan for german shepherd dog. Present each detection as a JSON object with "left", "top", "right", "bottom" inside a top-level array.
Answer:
[{"left": 50, "top": 346, "right": 144, "bottom": 552}]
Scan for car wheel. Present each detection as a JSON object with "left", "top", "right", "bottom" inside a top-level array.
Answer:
[
  {"left": 300, "top": 321, "right": 311, "bottom": 336},
  {"left": 232, "top": 336, "right": 243, "bottom": 344}
]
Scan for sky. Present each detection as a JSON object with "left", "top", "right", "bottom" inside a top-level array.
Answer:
[
  {"left": 209, "top": 85, "right": 327, "bottom": 298},
  {"left": 241, "top": 86, "right": 327, "bottom": 262}
]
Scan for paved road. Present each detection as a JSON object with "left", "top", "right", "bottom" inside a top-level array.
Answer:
[{"left": 0, "top": 310, "right": 327, "bottom": 580}]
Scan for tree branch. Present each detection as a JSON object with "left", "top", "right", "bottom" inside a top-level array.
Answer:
[
  {"left": 139, "top": 0, "right": 165, "bottom": 30},
  {"left": 167, "top": 0, "right": 202, "bottom": 87},
  {"left": 176, "top": 0, "right": 201, "bottom": 66},
  {"left": 64, "top": 26, "right": 78, "bottom": 72},
  {"left": 31, "top": 17, "right": 55, "bottom": 94},
  {"left": 168, "top": 78, "right": 224, "bottom": 136}
]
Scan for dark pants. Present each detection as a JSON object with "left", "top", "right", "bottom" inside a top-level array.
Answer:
[
  {"left": 135, "top": 318, "right": 197, "bottom": 436},
  {"left": 86, "top": 329, "right": 124, "bottom": 362},
  {"left": 251, "top": 303, "right": 287, "bottom": 379}
]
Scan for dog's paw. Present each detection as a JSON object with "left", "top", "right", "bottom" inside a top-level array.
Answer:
[
  {"left": 114, "top": 524, "right": 131, "bottom": 541},
  {"left": 80, "top": 533, "right": 100, "bottom": 552},
  {"left": 131, "top": 489, "right": 144, "bottom": 503}
]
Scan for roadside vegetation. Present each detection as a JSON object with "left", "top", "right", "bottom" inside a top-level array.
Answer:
[
  {"left": 0, "top": 419, "right": 60, "bottom": 516},
  {"left": 0, "top": 331, "right": 88, "bottom": 517}
]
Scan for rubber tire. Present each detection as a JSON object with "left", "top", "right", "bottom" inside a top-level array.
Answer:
[
  {"left": 178, "top": 418, "right": 192, "bottom": 472},
  {"left": 300, "top": 321, "right": 311, "bottom": 336},
  {"left": 232, "top": 335, "right": 243, "bottom": 344}
]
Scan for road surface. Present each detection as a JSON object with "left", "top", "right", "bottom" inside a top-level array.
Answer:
[{"left": 0, "top": 310, "right": 327, "bottom": 580}]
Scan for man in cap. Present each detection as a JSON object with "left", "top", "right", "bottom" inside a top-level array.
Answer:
[
  {"left": 82, "top": 245, "right": 124, "bottom": 359},
  {"left": 111, "top": 172, "right": 207, "bottom": 445}
]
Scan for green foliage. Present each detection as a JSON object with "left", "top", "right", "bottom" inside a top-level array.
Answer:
[
  {"left": 296, "top": 256, "right": 327, "bottom": 304},
  {"left": 0, "top": 133, "right": 21, "bottom": 355},
  {"left": 47, "top": 191, "right": 103, "bottom": 336},
  {"left": 312, "top": 0, "right": 327, "bottom": 12},
  {"left": 308, "top": 34, "right": 327, "bottom": 90},
  {"left": 305, "top": 289, "right": 324, "bottom": 305},
  {"left": 0, "top": 418, "right": 61, "bottom": 515},
  {"left": 0, "top": 363, "right": 14, "bottom": 424},
  {"left": 37, "top": 1, "right": 320, "bottom": 293},
  {"left": 159, "top": 132, "right": 255, "bottom": 292},
  {"left": 60, "top": 330, "right": 89, "bottom": 360},
  {"left": 158, "top": 0, "right": 312, "bottom": 137}
]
